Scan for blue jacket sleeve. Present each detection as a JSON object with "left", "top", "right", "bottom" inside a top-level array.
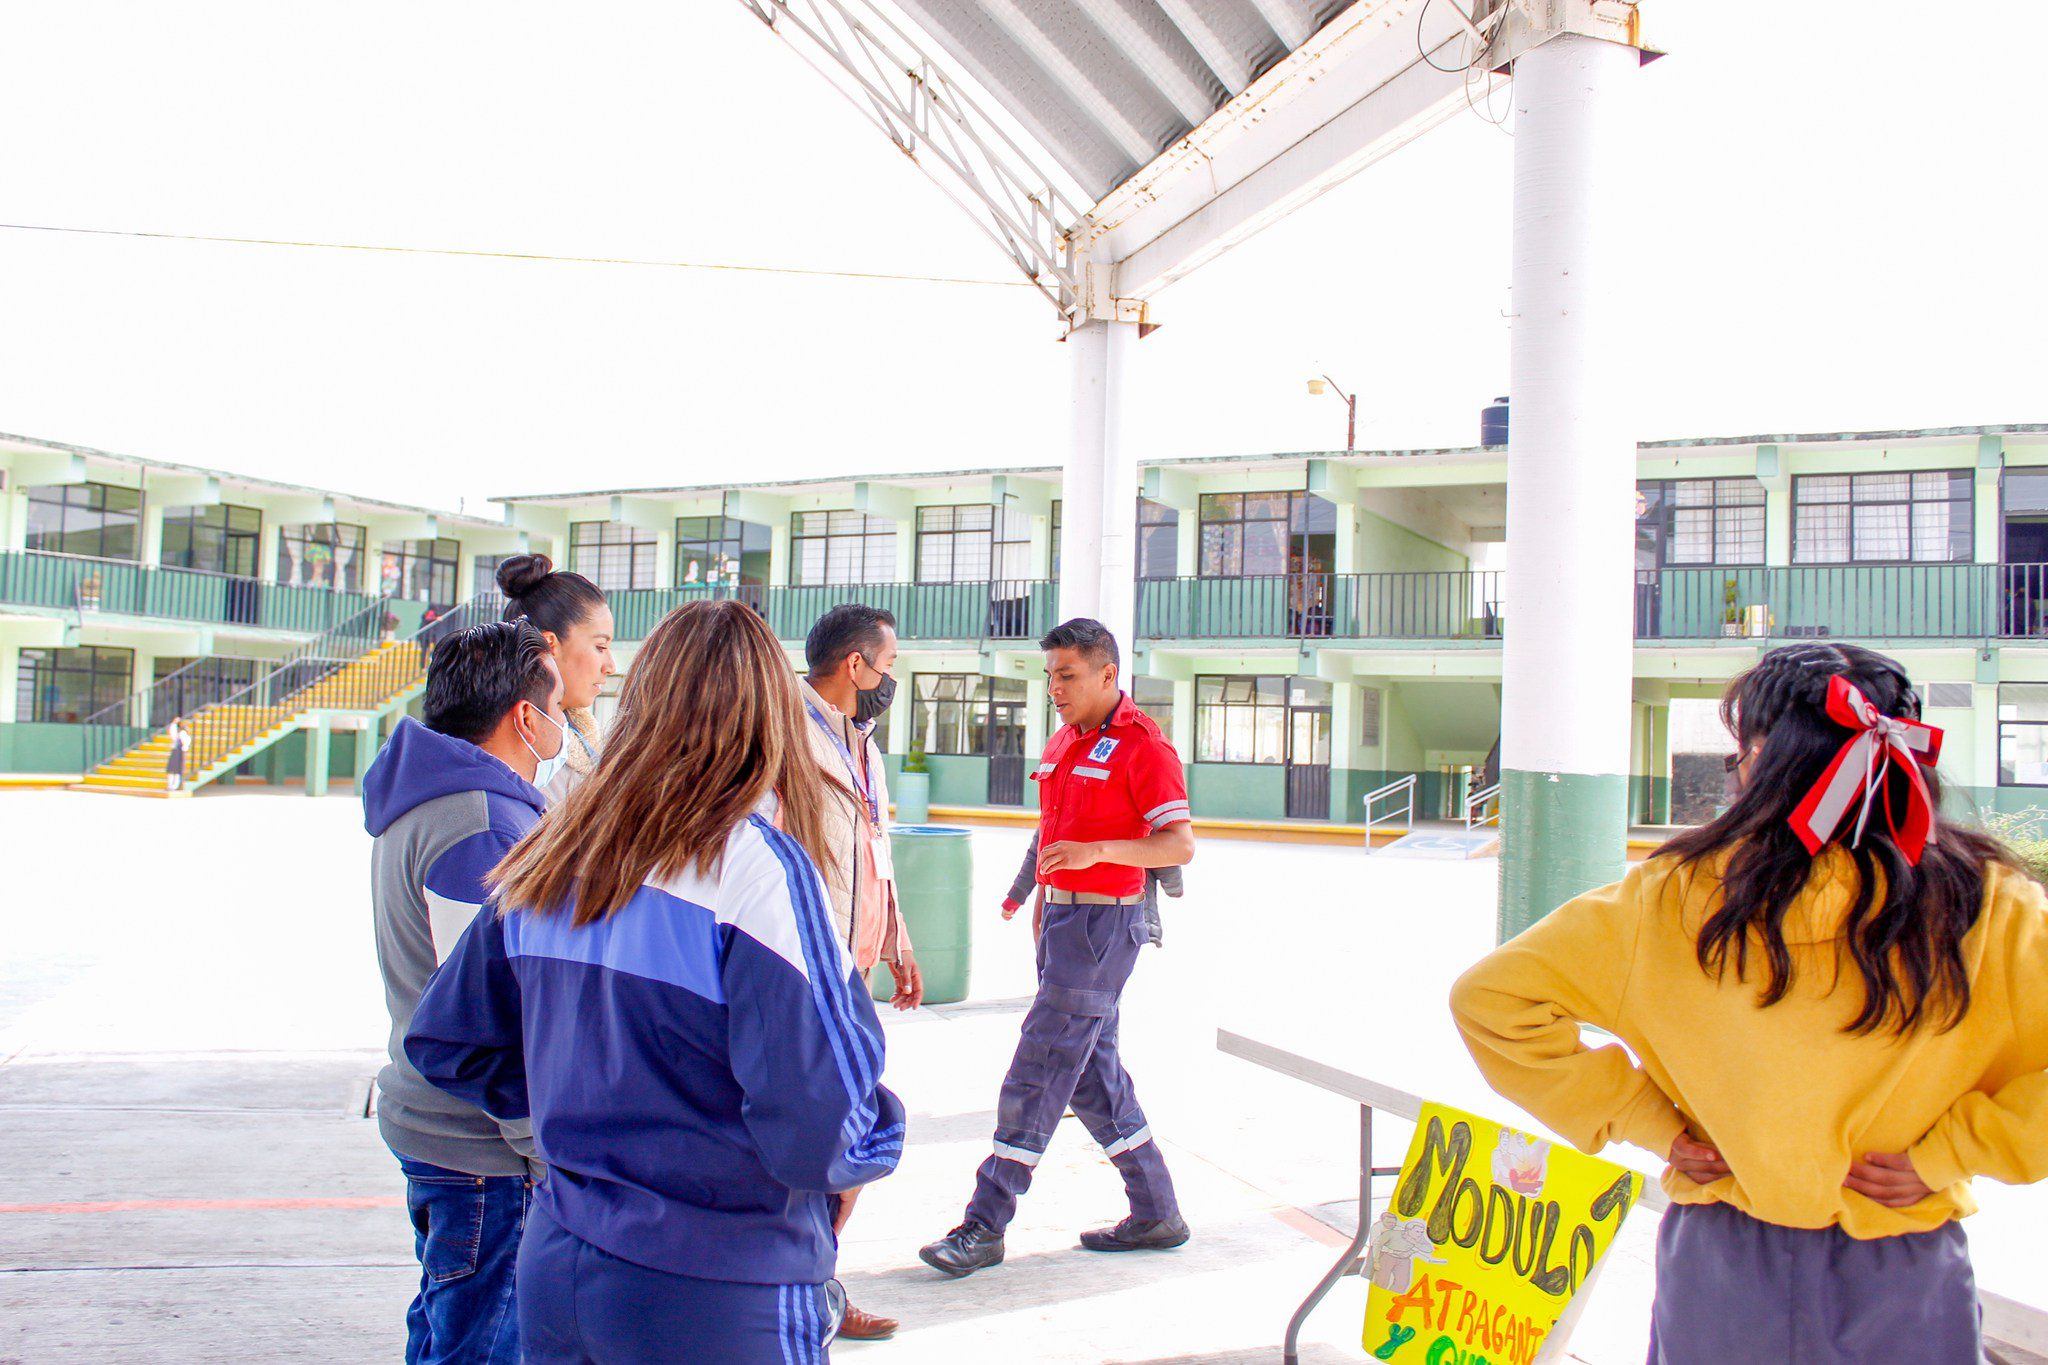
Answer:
[
  {"left": 725, "top": 821, "right": 906, "bottom": 1194},
  {"left": 404, "top": 904, "right": 531, "bottom": 1122}
]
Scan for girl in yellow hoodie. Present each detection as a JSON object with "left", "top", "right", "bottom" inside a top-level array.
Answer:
[{"left": 1452, "top": 643, "right": 2048, "bottom": 1364}]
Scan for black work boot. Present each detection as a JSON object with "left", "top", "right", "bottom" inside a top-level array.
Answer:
[
  {"left": 918, "top": 1222, "right": 1007, "bottom": 1278},
  {"left": 1079, "top": 1214, "right": 1191, "bottom": 1252}
]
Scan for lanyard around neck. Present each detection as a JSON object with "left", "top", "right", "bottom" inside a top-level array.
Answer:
[{"left": 806, "top": 703, "right": 879, "bottom": 825}]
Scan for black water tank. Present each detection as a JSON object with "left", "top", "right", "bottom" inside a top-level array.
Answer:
[{"left": 1481, "top": 396, "right": 1509, "bottom": 448}]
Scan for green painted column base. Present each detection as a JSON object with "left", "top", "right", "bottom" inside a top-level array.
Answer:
[
  {"left": 306, "top": 721, "right": 332, "bottom": 799},
  {"left": 1497, "top": 769, "right": 1629, "bottom": 943}
]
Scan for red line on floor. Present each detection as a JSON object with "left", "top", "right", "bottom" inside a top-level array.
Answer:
[{"left": 0, "top": 1197, "right": 402, "bottom": 1214}]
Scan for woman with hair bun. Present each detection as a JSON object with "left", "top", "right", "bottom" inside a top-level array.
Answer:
[
  {"left": 1452, "top": 642, "right": 2048, "bottom": 1364},
  {"left": 496, "top": 554, "right": 614, "bottom": 799}
]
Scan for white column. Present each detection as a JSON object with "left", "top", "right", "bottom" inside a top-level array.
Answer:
[
  {"left": 1061, "top": 318, "right": 1140, "bottom": 668},
  {"left": 1497, "top": 33, "right": 1639, "bottom": 940}
]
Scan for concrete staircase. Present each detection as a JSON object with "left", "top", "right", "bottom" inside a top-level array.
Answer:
[{"left": 75, "top": 642, "right": 426, "bottom": 798}]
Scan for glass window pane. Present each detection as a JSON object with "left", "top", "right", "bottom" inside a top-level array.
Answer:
[
  {"left": 1254, "top": 704, "right": 1286, "bottom": 764},
  {"left": 1199, "top": 524, "right": 1241, "bottom": 578},
  {"left": 2000, "top": 685, "right": 2048, "bottom": 722},
  {"left": 1716, "top": 506, "right": 1765, "bottom": 563},
  {"left": 1854, "top": 473, "right": 1911, "bottom": 502},
  {"left": 1801, "top": 476, "right": 1851, "bottom": 505},
  {"left": 1243, "top": 519, "right": 1289, "bottom": 576},
  {"left": 1673, "top": 480, "right": 1715, "bottom": 507},
  {"left": 2001, "top": 722, "right": 2048, "bottom": 786},
  {"left": 1854, "top": 503, "right": 1911, "bottom": 561},
  {"left": 1199, "top": 494, "right": 1239, "bottom": 522},
  {"left": 1196, "top": 702, "right": 1224, "bottom": 761},
  {"left": 1794, "top": 503, "right": 1850, "bottom": 563},
  {"left": 1669, "top": 508, "right": 1715, "bottom": 564}
]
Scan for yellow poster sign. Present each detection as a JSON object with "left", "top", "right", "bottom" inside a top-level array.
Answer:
[{"left": 1362, "top": 1102, "right": 1643, "bottom": 1365}]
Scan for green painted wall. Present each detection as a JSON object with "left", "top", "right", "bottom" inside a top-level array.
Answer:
[
  {"left": 1354, "top": 509, "right": 1469, "bottom": 575},
  {"left": 224, "top": 729, "right": 364, "bottom": 783},
  {"left": 1189, "top": 763, "right": 1286, "bottom": 821},
  {"left": 919, "top": 755, "right": 990, "bottom": 807},
  {"left": 0, "top": 722, "right": 129, "bottom": 773}
]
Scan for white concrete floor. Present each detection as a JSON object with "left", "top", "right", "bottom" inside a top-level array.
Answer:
[{"left": 0, "top": 787, "right": 2041, "bottom": 1363}]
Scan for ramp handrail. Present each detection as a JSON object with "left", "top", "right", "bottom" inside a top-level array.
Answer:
[
  {"left": 1464, "top": 781, "right": 1502, "bottom": 830},
  {"left": 1361, "top": 773, "right": 1416, "bottom": 851}
]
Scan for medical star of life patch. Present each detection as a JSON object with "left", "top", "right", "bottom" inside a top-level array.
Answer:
[{"left": 1089, "top": 737, "right": 1119, "bottom": 762}]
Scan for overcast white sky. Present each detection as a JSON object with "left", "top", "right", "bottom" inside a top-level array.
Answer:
[{"left": 1, "top": 2, "right": 2042, "bottom": 515}]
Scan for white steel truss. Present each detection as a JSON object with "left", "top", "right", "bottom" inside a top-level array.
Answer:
[{"left": 736, "top": 0, "right": 1091, "bottom": 323}]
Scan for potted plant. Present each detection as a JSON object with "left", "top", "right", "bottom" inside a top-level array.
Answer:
[
  {"left": 895, "top": 744, "right": 931, "bottom": 825},
  {"left": 380, "top": 610, "right": 399, "bottom": 644},
  {"left": 1721, "top": 578, "right": 1742, "bottom": 637}
]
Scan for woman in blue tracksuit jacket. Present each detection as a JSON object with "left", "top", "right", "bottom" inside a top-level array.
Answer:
[{"left": 407, "top": 599, "right": 905, "bottom": 1364}]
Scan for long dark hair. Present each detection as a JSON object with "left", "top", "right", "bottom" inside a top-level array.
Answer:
[
  {"left": 1660, "top": 642, "right": 2005, "bottom": 1035},
  {"left": 496, "top": 554, "right": 605, "bottom": 640},
  {"left": 490, "top": 600, "right": 842, "bottom": 926}
]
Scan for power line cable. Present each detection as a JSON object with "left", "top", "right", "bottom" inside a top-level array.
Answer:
[{"left": 0, "top": 221, "right": 1032, "bottom": 289}]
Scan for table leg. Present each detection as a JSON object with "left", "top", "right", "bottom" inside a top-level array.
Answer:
[{"left": 1284, "top": 1104, "right": 1378, "bottom": 1365}]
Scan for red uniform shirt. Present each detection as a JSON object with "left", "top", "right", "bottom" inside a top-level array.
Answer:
[{"left": 1032, "top": 692, "right": 1191, "bottom": 898}]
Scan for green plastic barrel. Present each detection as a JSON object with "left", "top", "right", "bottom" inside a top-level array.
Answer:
[{"left": 871, "top": 824, "right": 971, "bottom": 1006}]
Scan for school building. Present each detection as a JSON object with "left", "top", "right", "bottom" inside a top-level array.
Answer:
[{"left": 5, "top": 425, "right": 2046, "bottom": 824}]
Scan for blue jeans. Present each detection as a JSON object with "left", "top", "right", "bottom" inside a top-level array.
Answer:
[{"left": 396, "top": 1155, "right": 531, "bottom": 1365}]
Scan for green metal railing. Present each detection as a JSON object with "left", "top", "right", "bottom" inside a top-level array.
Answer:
[
  {"left": 1138, "top": 572, "right": 1504, "bottom": 641},
  {"left": 0, "top": 550, "right": 376, "bottom": 634},
  {"left": 596, "top": 580, "right": 1058, "bottom": 643},
  {"left": 79, "top": 596, "right": 395, "bottom": 773},
  {"left": 1634, "top": 564, "right": 2048, "bottom": 642}
]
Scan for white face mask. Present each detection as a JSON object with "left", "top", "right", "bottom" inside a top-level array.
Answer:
[{"left": 521, "top": 703, "right": 570, "bottom": 790}]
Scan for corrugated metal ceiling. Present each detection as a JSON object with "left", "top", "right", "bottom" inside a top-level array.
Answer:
[{"left": 888, "top": 0, "right": 1353, "bottom": 203}]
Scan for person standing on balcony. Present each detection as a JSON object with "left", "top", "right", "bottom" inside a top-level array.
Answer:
[
  {"left": 362, "top": 620, "right": 570, "bottom": 1365},
  {"left": 1452, "top": 643, "right": 2048, "bottom": 1365},
  {"left": 164, "top": 716, "right": 189, "bottom": 794},
  {"left": 496, "top": 554, "right": 614, "bottom": 801},
  {"left": 797, "top": 602, "right": 921, "bottom": 1343},
  {"left": 921, "top": 618, "right": 1195, "bottom": 1278}
]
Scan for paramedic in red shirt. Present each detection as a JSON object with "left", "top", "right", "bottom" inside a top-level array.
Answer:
[{"left": 919, "top": 618, "right": 1195, "bottom": 1278}]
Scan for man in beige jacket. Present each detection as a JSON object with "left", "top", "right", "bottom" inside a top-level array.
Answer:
[{"left": 800, "top": 603, "right": 922, "bottom": 1342}]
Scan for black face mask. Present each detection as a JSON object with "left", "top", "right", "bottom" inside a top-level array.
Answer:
[{"left": 855, "top": 668, "right": 896, "bottom": 727}]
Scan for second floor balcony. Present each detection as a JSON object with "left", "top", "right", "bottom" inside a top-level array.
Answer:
[
  {"left": 1132, "top": 565, "right": 2048, "bottom": 645},
  {"left": 455, "top": 563, "right": 2048, "bottom": 649},
  {"left": 0, "top": 550, "right": 380, "bottom": 636}
]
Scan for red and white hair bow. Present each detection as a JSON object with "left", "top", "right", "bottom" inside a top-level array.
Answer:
[{"left": 1788, "top": 675, "right": 1944, "bottom": 865}]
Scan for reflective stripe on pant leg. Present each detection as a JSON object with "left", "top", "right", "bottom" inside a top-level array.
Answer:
[{"left": 1067, "top": 1002, "right": 1179, "bottom": 1222}]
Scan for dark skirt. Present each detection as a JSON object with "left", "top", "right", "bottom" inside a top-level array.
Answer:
[{"left": 1649, "top": 1201, "right": 1983, "bottom": 1365}]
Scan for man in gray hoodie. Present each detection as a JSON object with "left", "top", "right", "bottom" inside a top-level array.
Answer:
[{"left": 364, "top": 620, "right": 567, "bottom": 1365}]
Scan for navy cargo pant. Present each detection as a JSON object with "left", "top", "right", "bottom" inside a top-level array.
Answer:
[{"left": 964, "top": 898, "right": 1179, "bottom": 1232}]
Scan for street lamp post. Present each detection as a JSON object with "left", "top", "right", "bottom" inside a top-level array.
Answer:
[{"left": 1306, "top": 376, "right": 1357, "bottom": 451}]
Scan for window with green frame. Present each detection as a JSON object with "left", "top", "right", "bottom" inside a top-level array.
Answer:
[
  {"left": 25, "top": 483, "right": 142, "bottom": 560},
  {"left": 1197, "top": 492, "right": 1335, "bottom": 577},
  {"left": 792, "top": 511, "right": 897, "bottom": 586},
  {"left": 1999, "top": 684, "right": 2048, "bottom": 786},
  {"left": 278, "top": 523, "right": 367, "bottom": 592},
  {"left": 1132, "top": 676, "right": 1176, "bottom": 744},
  {"left": 16, "top": 645, "right": 135, "bottom": 723},
  {"left": 675, "top": 516, "right": 770, "bottom": 587},
  {"left": 569, "top": 522, "right": 659, "bottom": 591},
  {"left": 1194, "top": 675, "right": 1290, "bottom": 763},
  {"left": 910, "top": 673, "right": 1026, "bottom": 755},
  {"left": 380, "top": 538, "right": 462, "bottom": 605},
  {"left": 1049, "top": 498, "right": 1174, "bottom": 580},
  {"left": 162, "top": 503, "right": 263, "bottom": 576},
  {"left": 1793, "top": 471, "right": 1972, "bottom": 564}
]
